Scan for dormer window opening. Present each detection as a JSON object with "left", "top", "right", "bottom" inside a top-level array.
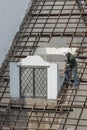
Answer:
[{"left": 20, "top": 66, "right": 47, "bottom": 98}]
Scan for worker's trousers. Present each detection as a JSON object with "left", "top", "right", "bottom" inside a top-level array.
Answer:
[{"left": 65, "top": 68, "right": 79, "bottom": 88}]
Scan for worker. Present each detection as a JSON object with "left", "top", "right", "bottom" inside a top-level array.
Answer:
[{"left": 63, "top": 51, "right": 79, "bottom": 89}]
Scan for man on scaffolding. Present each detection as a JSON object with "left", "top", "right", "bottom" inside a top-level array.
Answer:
[{"left": 63, "top": 50, "right": 79, "bottom": 89}]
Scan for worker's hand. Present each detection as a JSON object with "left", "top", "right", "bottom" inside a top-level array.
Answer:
[{"left": 60, "top": 71, "right": 64, "bottom": 76}]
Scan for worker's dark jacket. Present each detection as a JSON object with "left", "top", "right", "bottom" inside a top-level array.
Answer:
[{"left": 66, "top": 53, "right": 77, "bottom": 70}]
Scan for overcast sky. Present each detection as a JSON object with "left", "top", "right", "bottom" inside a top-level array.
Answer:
[{"left": 0, "top": 0, "right": 30, "bottom": 64}]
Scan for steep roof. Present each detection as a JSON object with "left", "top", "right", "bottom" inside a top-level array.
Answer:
[{"left": 0, "top": 0, "right": 87, "bottom": 130}]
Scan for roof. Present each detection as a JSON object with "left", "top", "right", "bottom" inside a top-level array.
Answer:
[{"left": 0, "top": 0, "right": 87, "bottom": 129}]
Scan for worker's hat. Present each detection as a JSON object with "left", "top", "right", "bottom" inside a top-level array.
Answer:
[{"left": 63, "top": 49, "right": 70, "bottom": 56}]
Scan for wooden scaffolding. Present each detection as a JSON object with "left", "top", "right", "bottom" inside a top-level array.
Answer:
[{"left": 0, "top": 0, "right": 87, "bottom": 129}]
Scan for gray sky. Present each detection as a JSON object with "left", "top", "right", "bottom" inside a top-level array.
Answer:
[{"left": 0, "top": 0, "right": 30, "bottom": 64}]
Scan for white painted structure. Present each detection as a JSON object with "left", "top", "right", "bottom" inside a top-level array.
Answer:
[
  {"left": 18, "top": 55, "right": 49, "bottom": 67},
  {"left": 48, "top": 63, "right": 58, "bottom": 99},
  {"left": 10, "top": 62, "right": 20, "bottom": 98},
  {"left": 10, "top": 55, "right": 64, "bottom": 99},
  {"left": 35, "top": 47, "right": 76, "bottom": 55}
]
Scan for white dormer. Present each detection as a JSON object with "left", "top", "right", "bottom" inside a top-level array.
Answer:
[{"left": 10, "top": 55, "right": 64, "bottom": 100}]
